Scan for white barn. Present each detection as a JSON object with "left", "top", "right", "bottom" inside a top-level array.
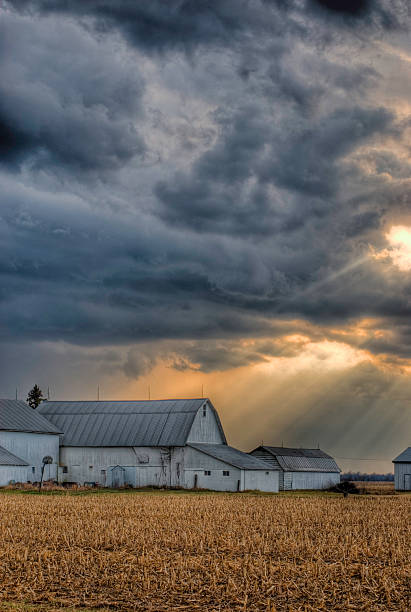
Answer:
[
  {"left": 393, "top": 448, "right": 411, "bottom": 491},
  {"left": 0, "top": 399, "right": 61, "bottom": 484},
  {"left": 38, "top": 398, "right": 279, "bottom": 492},
  {"left": 249, "top": 446, "right": 340, "bottom": 490}
]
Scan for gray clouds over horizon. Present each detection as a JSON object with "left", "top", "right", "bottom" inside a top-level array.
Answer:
[{"left": 1, "top": 0, "right": 411, "bottom": 382}]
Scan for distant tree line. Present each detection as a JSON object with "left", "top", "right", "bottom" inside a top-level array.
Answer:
[{"left": 341, "top": 472, "right": 394, "bottom": 482}]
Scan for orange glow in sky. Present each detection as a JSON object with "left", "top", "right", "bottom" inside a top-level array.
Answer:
[
  {"left": 372, "top": 225, "right": 411, "bottom": 271},
  {"left": 385, "top": 226, "right": 411, "bottom": 271}
]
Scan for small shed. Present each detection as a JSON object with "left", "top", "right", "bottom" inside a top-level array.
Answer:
[
  {"left": 186, "top": 443, "right": 279, "bottom": 492},
  {"left": 249, "top": 446, "right": 340, "bottom": 490},
  {"left": 393, "top": 447, "right": 411, "bottom": 491},
  {"left": 0, "top": 445, "right": 29, "bottom": 486}
]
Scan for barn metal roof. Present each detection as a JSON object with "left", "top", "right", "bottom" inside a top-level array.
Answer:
[
  {"left": 38, "top": 399, "right": 226, "bottom": 447},
  {"left": 188, "top": 443, "right": 277, "bottom": 470},
  {"left": 0, "top": 399, "right": 61, "bottom": 435},
  {"left": 0, "top": 445, "right": 29, "bottom": 466},
  {"left": 393, "top": 447, "right": 411, "bottom": 463},
  {"left": 251, "top": 446, "right": 340, "bottom": 473}
]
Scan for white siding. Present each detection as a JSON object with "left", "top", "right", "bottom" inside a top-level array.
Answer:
[
  {"left": 394, "top": 463, "right": 411, "bottom": 491},
  {"left": 0, "top": 466, "right": 29, "bottom": 486},
  {"left": 59, "top": 446, "right": 186, "bottom": 488},
  {"left": 0, "top": 431, "right": 59, "bottom": 482},
  {"left": 243, "top": 469, "right": 279, "bottom": 492},
  {"left": 186, "top": 403, "right": 224, "bottom": 444},
  {"left": 184, "top": 446, "right": 241, "bottom": 491},
  {"left": 184, "top": 447, "right": 278, "bottom": 492},
  {"left": 283, "top": 471, "right": 340, "bottom": 490}
]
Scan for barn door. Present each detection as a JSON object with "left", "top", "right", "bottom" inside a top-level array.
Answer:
[
  {"left": 71, "top": 465, "right": 81, "bottom": 485},
  {"left": 111, "top": 466, "right": 125, "bottom": 488},
  {"left": 404, "top": 474, "right": 411, "bottom": 490}
]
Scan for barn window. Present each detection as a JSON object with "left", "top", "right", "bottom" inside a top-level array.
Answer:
[
  {"left": 89, "top": 465, "right": 93, "bottom": 469},
  {"left": 266, "top": 471, "right": 269, "bottom": 475},
  {"left": 202, "top": 406, "right": 207, "bottom": 417},
  {"left": 62, "top": 466, "right": 68, "bottom": 474},
  {"left": 223, "top": 470, "right": 230, "bottom": 476},
  {"left": 31, "top": 466, "right": 35, "bottom": 474},
  {"left": 204, "top": 470, "right": 211, "bottom": 476}
]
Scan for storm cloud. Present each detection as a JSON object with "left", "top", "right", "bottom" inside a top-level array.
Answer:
[{"left": 0, "top": 1, "right": 410, "bottom": 464}]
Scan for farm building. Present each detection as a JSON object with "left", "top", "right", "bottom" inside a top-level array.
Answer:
[
  {"left": 392, "top": 447, "right": 411, "bottom": 491},
  {"left": 38, "top": 399, "right": 279, "bottom": 491},
  {"left": 249, "top": 446, "right": 340, "bottom": 490},
  {"left": 0, "top": 445, "right": 29, "bottom": 487},
  {"left": 0, "top": 399, "right": 61, "bottom": 484}
]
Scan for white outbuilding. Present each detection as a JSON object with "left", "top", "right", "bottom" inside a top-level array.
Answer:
[
  {"left": 0, "top": 445, "right": 29, "bottom": 486},
  {"left": 0, "top": 399, "right": 61, "bottom": 483},
  {"left": 249, "top": 446, "right": 340, "bottom": 490},
  {"left": 185, "top": 443, "right": 279, "bottom": 492},
  {"left": 38, "top": 398, "right": 279, "bottom": 491},
  {"left": 393, "top": 447, "right": 411, "bottom": 491}
]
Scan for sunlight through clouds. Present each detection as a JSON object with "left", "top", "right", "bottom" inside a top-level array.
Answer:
[
  {"left": 374, "top": 225, "right": 411, "bottom": 271},
  {"left": 258, "top": 340, "right": 370, "bottom": 375}
]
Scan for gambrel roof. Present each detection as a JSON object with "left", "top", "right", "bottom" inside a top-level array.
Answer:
[
  {"left": 0, "top": 399, "right": 61, "bottom": 435},
  {"left": 251, "top": 446, "right": 340, "bottom": 473},
  {"left": 38, "top": 399, "right": 226, "bottom": 447}
]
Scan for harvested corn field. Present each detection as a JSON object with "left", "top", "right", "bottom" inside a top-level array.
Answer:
[{"left": 0, "top": 492, "right": 410, "bottom": 611}]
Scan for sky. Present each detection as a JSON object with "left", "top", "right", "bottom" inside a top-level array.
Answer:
[{"left": 1, "top": 0, "right": 411, "bottom": 472}]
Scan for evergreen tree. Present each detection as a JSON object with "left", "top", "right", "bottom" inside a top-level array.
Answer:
[{"left": 26, "top": 384, "right": 44, "bottom": 409}]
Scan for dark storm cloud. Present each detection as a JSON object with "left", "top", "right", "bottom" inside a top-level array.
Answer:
[
  {"left": 7, "top": 0, "right": 406, "bottom": 48},
  {"left": 5, "top": 0, "right": 275, "bottom": 53},
  {"left": 0, "top": 0, "right": 411, "bottom": 382},
  {"left": 307, "top": 0, "right": 406, "bottom": 30},
  {"left": 156, "top": 104, "right": 394, "bottom": 237},
  {"left": 310, "top": 0, "right": 370, "bottom": 16},
  {"left": 0, "top": 11, "right": 145, "bottom": 171}
]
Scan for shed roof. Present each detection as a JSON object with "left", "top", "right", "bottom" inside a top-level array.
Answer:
[
  {"left": 38, "top": 399, "right": 226, "bottom": 447},
  {"left": 393, "top": 447, "right": 411, "bottom": 463},
  {"left": 252, "top": 446, "right": 340, "bottom": 473},
  {"left": 188, "top": 443, "right": 277, "bottom": 470},
  {"left": 0, "top": 399, "right": 61, "bottom": 435},
  {"left": 0, "top": 445, "right": 29, "bottom": 466}
]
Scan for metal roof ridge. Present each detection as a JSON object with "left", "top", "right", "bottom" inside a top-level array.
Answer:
[
  {"left": 43, "top": 398, "right": 208, "bottom": 402},
  {"left": 40, "top": 410, "right": 200, "bottom": 415}
]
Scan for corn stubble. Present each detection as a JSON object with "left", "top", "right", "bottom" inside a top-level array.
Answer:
[{"left": 0, "top": 494, "right": 409, "bottom": 611}]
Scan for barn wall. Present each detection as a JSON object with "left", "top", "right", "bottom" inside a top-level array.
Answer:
[
  {"left": 60, "top": 444, "right": 279, "bottom": 491},
  {"left": 59, "top": 446, "right": 186, "bottom": 487},
  {"left": 184, "top": 446, "right": 241, "bottom": 491},
  {"left": 0, "top": 432, "right": 59, "bottom": 482},
  {"left": 394, "top": 463, "right": 411, "bottom": 490},
  {"left": 284, "top": 471, "right": 340, "bottom": 490},
  {"left": 0, "top": 466, "right": 29, "bottom": 486},
  {"left": 186, "top": 403, "right": 225, "bottom": 444},
  {"left": 243, "top": 469, "right": 279, "bottom": 492}
]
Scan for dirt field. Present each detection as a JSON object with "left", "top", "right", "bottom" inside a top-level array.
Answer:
[{"left": 0, "top": 491, "right": 409, "bottom": 611}]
